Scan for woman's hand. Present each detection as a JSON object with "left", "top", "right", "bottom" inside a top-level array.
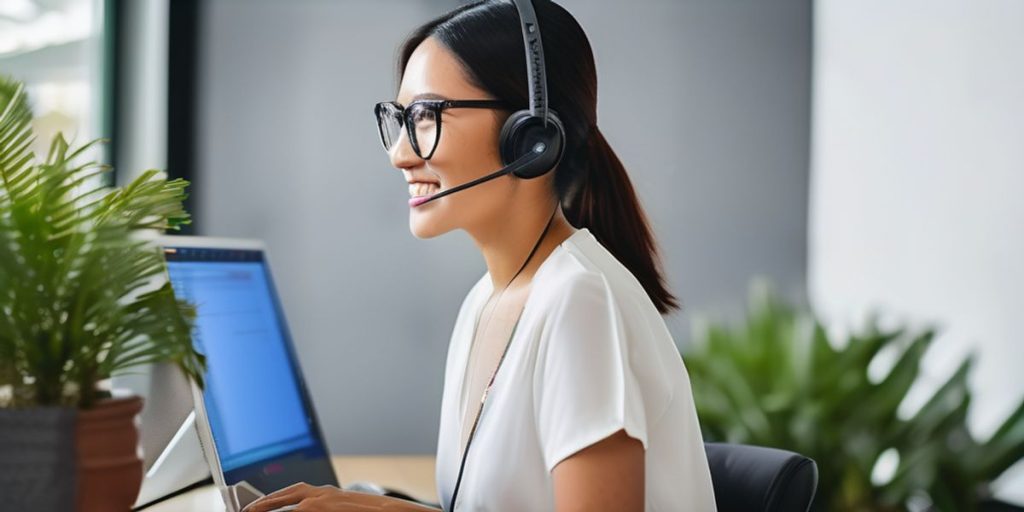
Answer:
[{"left": 241, "top": 482, "right": 439, "bottom": 512}]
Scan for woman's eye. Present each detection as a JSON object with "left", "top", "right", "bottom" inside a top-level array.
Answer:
[{"left": 412, "top": 107, "right": 436, "bottom": 124}]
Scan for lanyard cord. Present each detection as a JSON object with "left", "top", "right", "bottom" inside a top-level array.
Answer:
[{"left": 447, "top": 204, "right": 559, "bottom": 511}]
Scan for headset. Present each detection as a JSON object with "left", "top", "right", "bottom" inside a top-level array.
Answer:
[
  {"left": 442, "top": 4, "right": 564, "bottom": 509},
  {"left": 414, "top": 0, "right": 566, "bottom": 206}
]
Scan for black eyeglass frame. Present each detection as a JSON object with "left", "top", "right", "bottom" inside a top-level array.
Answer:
[{"left": 373, "top": 99, "right": 510, "bottom": 160}]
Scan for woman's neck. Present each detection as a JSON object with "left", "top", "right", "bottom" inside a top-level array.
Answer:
[{"left": 470, "top": 204, "right": 577, "bottom": 292}]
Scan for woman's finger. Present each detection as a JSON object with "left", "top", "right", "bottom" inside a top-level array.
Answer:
[
  {"left": 242, "top": 483, "right": 313, "bottom": 512},
  {"left": 298, "top": 493, "right": 380, "bottom": 512},
  {"left": 243, "top": 495, "right": 297, "bottom": 512}
]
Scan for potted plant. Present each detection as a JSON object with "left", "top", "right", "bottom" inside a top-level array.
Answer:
[
  {"left": 0, "top": 75, "right": 205, "bottom": 510},
  {"left": 684, "top": 279, "right": 1024, "bottom": 511}
]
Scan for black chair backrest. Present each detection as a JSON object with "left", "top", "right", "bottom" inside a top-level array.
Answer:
[{"left": 704, "top": 442, "right": 818, "bottom": 512}]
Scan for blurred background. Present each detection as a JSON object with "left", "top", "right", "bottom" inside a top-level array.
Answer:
[{"left": 2, "top": 0, "right": 1020, "bottom": 508}]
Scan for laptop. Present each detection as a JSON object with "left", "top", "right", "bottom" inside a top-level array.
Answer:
[{"left": 158, "top": 236, "right": 338, "bottom": 507}]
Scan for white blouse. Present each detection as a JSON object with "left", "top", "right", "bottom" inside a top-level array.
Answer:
[{"left": 435, "top": 227, "right": 717, "bottom": 511}]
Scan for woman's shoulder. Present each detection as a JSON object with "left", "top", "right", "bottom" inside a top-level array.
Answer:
[
  {"left": 531, "top": 228, "right": 682, "bottom": 377},
  {"left": 531, "top": 227, "right": 656, "bottom": 319}
]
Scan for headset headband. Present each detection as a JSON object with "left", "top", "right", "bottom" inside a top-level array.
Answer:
[{"left": 510, "top": 0, "right": 549, "bottom": 125}]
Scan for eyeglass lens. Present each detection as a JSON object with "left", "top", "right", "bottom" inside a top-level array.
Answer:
[{"left": 376, "top": 102, "right": 439, "bottom": 158}]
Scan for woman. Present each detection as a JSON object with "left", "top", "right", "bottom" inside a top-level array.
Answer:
[{"left": 245, "top": 1, "right": 716, "bottom": 510}]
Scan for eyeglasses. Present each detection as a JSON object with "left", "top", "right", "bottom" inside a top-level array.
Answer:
[{"left": 373, "top": 99, "right": 509, "bottom": 160}]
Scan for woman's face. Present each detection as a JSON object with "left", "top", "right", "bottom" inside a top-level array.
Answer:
[{"left": 390, "top": 37, "right": 513, "bottom": 239}]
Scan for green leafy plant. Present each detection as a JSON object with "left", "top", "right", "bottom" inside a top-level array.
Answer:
[
  {"left": 684, "top": 280, "right": 1024, "bottom": 511},
  {"left": 0, "top": 75, "right": 205, "bottom": 409}
]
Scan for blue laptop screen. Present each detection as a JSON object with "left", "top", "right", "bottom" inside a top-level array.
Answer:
[{"left": 164, "top": 248, "right": 316, "bottom": 471}]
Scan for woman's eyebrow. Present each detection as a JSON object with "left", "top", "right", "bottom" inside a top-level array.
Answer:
[{"left": 410, "top": 92, "right": 451, "bottom": 101}]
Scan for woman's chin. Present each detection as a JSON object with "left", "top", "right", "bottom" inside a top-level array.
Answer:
[{"left": 409, "top": 213, "right": 444, "bottom": 239}]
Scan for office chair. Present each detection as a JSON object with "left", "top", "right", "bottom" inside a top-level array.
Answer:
[{"left": 704, "top": 442, "right": 818, "bottom": 512}]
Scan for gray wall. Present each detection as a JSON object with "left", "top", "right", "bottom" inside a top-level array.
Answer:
[{"left": 195, "top": 0, "right": 811, "bottom": 454}]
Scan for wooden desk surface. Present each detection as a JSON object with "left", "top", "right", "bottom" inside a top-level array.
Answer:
[{"left": 146, "top": 455, "right": 436, "bottom": 511}]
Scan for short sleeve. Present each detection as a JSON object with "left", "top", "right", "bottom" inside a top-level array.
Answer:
[{"left": 532, "top": 271, "right": 650, "bottom": 472}]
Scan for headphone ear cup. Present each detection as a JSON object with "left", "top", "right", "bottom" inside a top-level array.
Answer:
[{"left": 499, "top": 110, "right": 566, "bottom": 179}]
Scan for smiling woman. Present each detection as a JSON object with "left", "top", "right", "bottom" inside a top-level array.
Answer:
[{"left": 246, "top": 1, "right": 717, "bottom": 511}]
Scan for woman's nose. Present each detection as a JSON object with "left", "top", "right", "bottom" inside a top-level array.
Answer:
[{"left": 389, "top": 129, "right": 423, "bottom": 170}]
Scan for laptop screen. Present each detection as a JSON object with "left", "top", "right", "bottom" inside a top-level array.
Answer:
[{"left": 163, "top": 246, "right": 324, "bottom": 477}]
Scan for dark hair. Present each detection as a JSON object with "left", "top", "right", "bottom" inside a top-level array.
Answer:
[{"left": 397, "top": 0, "right": 680, "bottom": 314}]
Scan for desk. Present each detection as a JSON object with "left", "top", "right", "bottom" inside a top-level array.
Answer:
[{"left": 146, "top": 455, "right": 437, "bottom": 511}]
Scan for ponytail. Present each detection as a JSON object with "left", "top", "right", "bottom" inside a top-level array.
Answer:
[{"left": 560, "top": 126, "right": 681, "bottom": 315}]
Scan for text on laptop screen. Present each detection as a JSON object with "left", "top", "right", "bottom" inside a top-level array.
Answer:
[{"left": 164, "top": 248, "right": 315, "bottom": 471}]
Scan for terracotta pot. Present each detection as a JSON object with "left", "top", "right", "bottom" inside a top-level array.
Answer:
[{"left": 75, "top": 396, "right": 145, "bottom": 512}]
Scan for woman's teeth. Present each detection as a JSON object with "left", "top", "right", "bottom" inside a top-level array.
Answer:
[{"left": 409, "top": 182, "right": 440, "bottom": 197}]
